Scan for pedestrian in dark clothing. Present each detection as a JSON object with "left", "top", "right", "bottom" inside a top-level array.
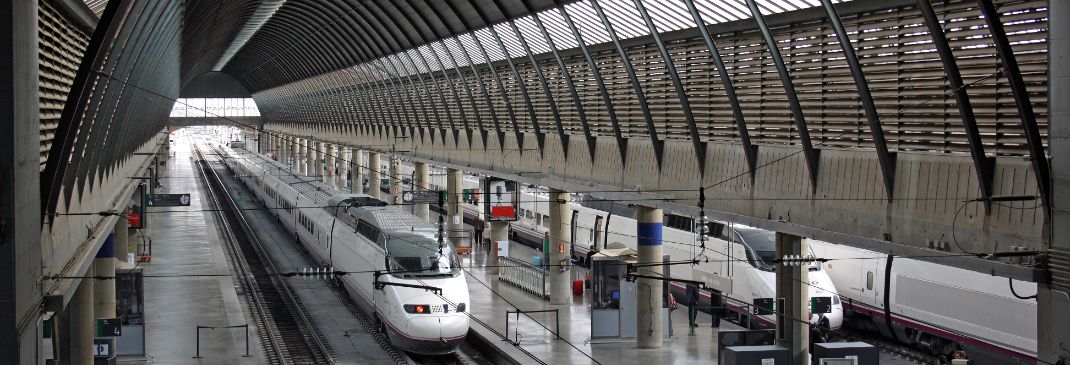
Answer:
[
  {"left": 710, "top": 290, "right": 723, "bottom": 328},
  {"left": 473, "top": 219, "right": 485, "bottom": 248},
  {"left": 686, "top": 284, "right": 700, "bottom": 334}
]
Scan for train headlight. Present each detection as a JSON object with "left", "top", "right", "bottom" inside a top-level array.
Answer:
[
  {"left": 457, "top": 303, "right": 466, "bottom": 313},
  {"left": 404, "top": 304, "right": 430, "bottom": 314}
]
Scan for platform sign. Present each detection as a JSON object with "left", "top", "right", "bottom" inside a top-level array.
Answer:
[
  {"left": 753, "top": 298, "right": 775, "bottom": 315},
  {"left": 96, "top": 318, "right": 121, "bottom": 337},
  {"left": 148, "top": 193, "right": 191, "bottom": 207},
  {"left": 92, "top": 339, "right": 111, "bottom": 356},
  {"left": 401, "top": 190, "right": 441, "bottom": 204},
  {"left": 810, "top": 296, "right": 832, "bottom": 314},
  {"left": 484, "top": 178, "right": 518, "bottom": 222}
]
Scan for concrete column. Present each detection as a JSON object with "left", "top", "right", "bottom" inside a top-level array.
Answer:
[
  {"left": 389, "top": 157, "right": 402, "bottom": 204},
  {"left": 290, "top": 137, "right": 298, "bottom": 168},
  {"left": 635, "top": 206, "right": 663, "bottom": 349},
  {"left": 305, "top": 140, "right": 315, "bottom": 177},
  {"left": 548, "top": 189, "right": 572, "bottom": 305},
  {"left": 325, "top": 144, "right": 335, "bottom": 176},
  {"left": 0, "top": 1, "right": 44, "bottom": 361},
  {"left": 488, "top": 221, "right": 508, "bottom": 274},
  {"left": 775, "top": 232, "right": 809, "bottom": 364},
  {"left": 68, "top": 277, "right": 94, "bottom": 364},
  {"left": 368, "top": 152, "right": 381, "bottom": 199},
  {"left": 350, "top": 148, "right": 364, "bottom": 194},
  {"left": 94, "top": 235, "right": 116, "bottom": 317},
  {"left": 1041, "top": 1, "right": 1070, "bottom": 363},
  {"left": 314, "top": 142, "right": 324, "bottom": 178},
  {"left": 446, "top": 168, "right": 465, "bottom": 249},
  {"left": 414, "top": 162, "right": 430, "bottom": 221}
]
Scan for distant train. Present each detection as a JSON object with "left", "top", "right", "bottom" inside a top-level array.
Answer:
[
  {"left": 219, "top": 145, "right": 470, "bottom": 355},
  {"left": 809, "top": 241, "right": 1038, "bottom": 364}
]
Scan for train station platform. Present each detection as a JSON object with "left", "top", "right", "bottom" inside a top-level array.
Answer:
[
  {"left": 127, "top": 135, "right": 266, "bottom": 364},
  {"left": 458, "top": 242, "right": 737, "bottom": 365}
]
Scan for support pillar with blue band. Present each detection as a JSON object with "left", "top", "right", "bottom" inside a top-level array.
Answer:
[{"left": 635, "top": 206, "right": 663, "bottom": 348}]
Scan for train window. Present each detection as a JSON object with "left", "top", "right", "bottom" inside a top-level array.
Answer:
[
  {"left": 542, "top": 215, "right": 550, "bottom": 226},
  {"left": 536, "top": 214, "right": 543, "bottom": 226},
  {"left": 866, "top": 271, "right": 874, "bottom": 291}
]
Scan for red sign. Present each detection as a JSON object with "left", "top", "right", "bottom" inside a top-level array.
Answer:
[
  {"left": 127, "top": 213, "right": 141, "bottom": 227},
  {"left": 490, "top": 206, "right": 515, "bottom": 219}
]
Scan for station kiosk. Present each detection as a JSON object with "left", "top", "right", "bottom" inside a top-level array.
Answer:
[{"left": 589, "top": 247, "right": 673, "bottom": 342}]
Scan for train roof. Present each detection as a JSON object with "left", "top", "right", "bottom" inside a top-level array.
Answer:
[{"left": 350, "top": 206, "right": 436, "bottom": 233}]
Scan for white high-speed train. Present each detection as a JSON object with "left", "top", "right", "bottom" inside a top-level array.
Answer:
[
  {"left": 378, "top": 161, "right": 843, "bottom": 329},
  {"left": 809, "top": 241, "right": 1038, "bottom": 364},
  {"left": 218, "top": 144, "right": 470, "bottom": 355}
]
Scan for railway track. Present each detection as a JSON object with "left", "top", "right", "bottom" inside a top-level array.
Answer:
[{"left": 195, "top": 143, "right": 334, "bottom": 365}]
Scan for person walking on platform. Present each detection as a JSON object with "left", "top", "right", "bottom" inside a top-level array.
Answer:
[
  {"left": 710, "top": 290, "right": 723, "bottom": 328},
  {"left": 686, "top": 284, "right": 700, "bottom": 335}
]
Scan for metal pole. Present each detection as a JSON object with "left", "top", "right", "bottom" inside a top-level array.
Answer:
[
  {"left": 243, "top": 324, "right": 250, "bottom": 357},
  {"left": 555, "top": 309, "right": 561, "bottom": 340},
  {"left": 193, "top": 326, "right": 203, "bottom": 358}
]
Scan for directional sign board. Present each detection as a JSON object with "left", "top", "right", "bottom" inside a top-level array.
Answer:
[
  {"left": 96, "top": 318, "right": 121, "bottom": 337},
  {"left": 401, "top": 190, "right": 442, "bottom": 204},
  {"left": 148, "top": 193, "right": 191, "bottom": 207}
]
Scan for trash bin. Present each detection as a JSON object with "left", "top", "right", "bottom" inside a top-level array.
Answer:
[{"left": 573, "top": 280, "right": 584, "bottom": 295}]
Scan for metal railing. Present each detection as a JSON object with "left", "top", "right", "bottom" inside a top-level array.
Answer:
[{"left": 497, "top": 256, "right": 549, "bottom": 299}]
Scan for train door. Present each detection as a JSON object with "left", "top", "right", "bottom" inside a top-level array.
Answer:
[
  {"left": 861, "top": 256, "right": 881, "bottom": 304},
  {"left": 593, "top": 215, "right": 604, "bottom": 251}
]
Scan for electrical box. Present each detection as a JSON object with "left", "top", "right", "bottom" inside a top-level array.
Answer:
[
  {"left": 813, "top": 342, "right": 879, "bottom": 365},
  {"left": 723, "top": 345, "right": 790, "bottom": 365}
]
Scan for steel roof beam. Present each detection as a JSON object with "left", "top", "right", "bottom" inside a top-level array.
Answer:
[
  {"left": 557, "top": 2, "right": 628, "bottom": 163},
  {"left": 530, "top": 8, "right": 595, "bottom": 162},
  {"left": 681, "top": 0, "right": 757, "bottom": 181},
  {"left": 820, "top": 0, "right": 896, "bottom": 201},
  {"left": 590, "top": 0, "right": 663, "bottom": 169},
  {"left": 632, "top": 0, "right": 706, "bottom": 174},
  {"left": 745, "top": 0, "right": 820, "bottom": 192},
  {"left": 977, "top": 0, "right": 1051, "bottom": 219}
]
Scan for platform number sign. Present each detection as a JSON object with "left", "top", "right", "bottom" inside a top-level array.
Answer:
[
  {"left": 810, "top": 297, "right": 832, "bottom": 314},
  {"left": 96, "top": 318, "right": 121, "bottom": 337},
  {"left": 753, "top": 298, "right": 775, "bottom": 315}
]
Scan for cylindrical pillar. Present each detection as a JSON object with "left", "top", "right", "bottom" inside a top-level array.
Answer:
[
  {"left": 306, "top": 138, "right": 312, "bottom": 175},
  {"left": 775, "top": 232, "right": 809, "bottom": 364},
  {"left": 368, "top": 152, "right": 381, "bottom": 199},
  {"left": 325, "top": 144, "right": 335, "bottom": 176},
  {"left": 548, "top": 189, "right": 572, "bottom": 305},
  {"left": 69, "top": 275, "right": 94, "bottom": 364},
  {"left": 290, "top": 137, "right": 299, "bottom": 169},
  {"left": 94, "top": 235, "right": 116, "bottom": 317},
  {"left": 314, "top": 142, "right": 324, "bottom": 178},
  {"left": 446, "top": 168, "right": 465, "bottom": 249},
  {"left": 389, "top": 157, "right": 402, "bottom": 204},
  {"left": 635, "top": 206, "right": 663, "bottom": 349},
  {"left": 414, "top": 162, "right": 430, "bottom": 221},
  {"left": 488, "top": 221, "right": 508, "bottom": 274},
  {"left": 350, "top": 148, "right": 364, "bottom": 194}
]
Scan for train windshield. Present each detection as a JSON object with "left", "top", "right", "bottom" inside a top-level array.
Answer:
[
  {"left": 738, "top": 229, "right": 777, "bottom": 272},
  {"left": 385, "top": 236, "right": 460, "bottom": 277}
]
